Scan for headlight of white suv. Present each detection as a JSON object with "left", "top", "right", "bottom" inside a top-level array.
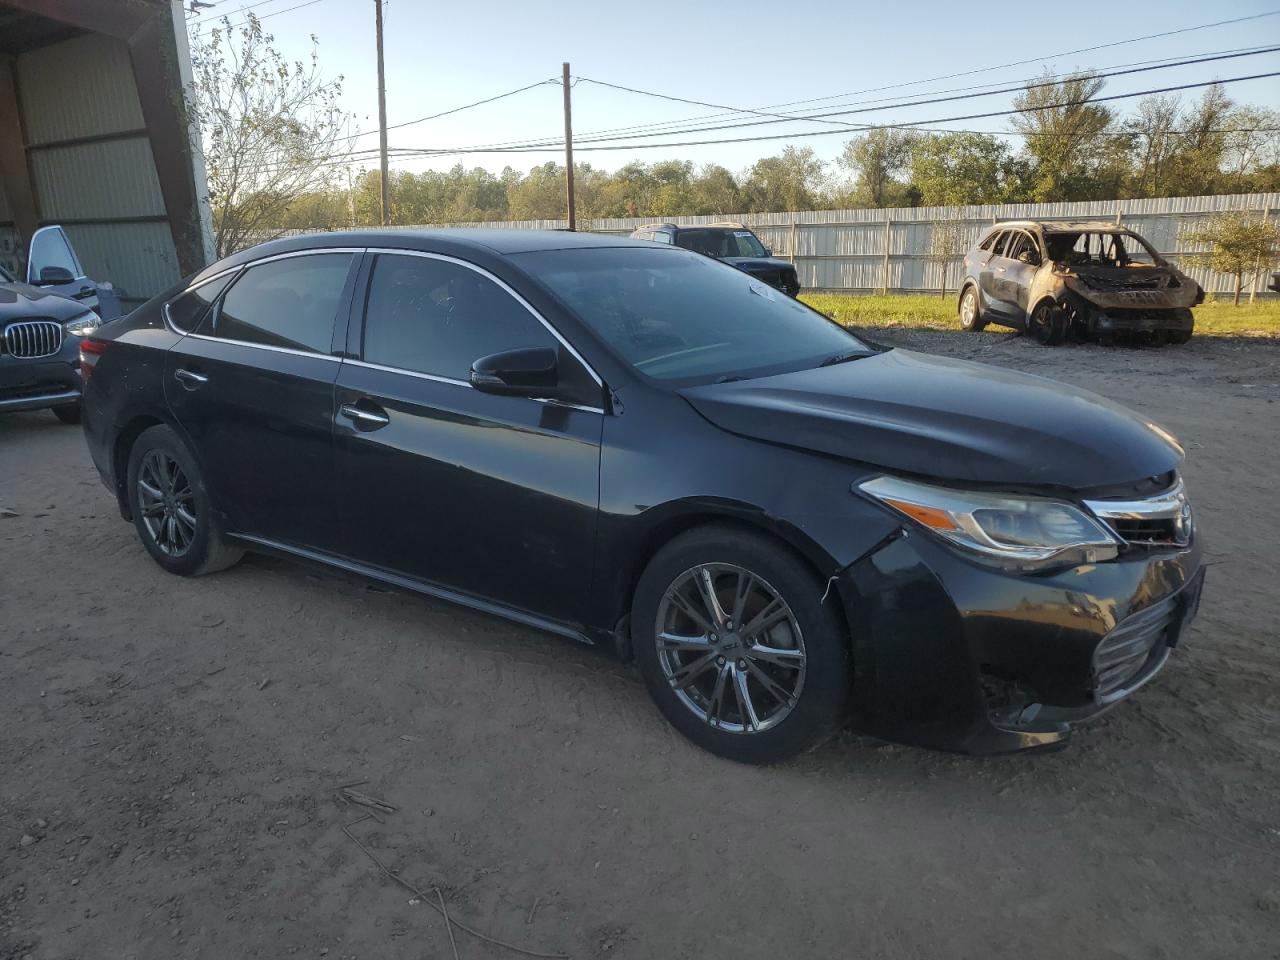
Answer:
[
  {"left": 64, "top": 311, "right": 100, "bottom": 337},
  {"left": 857, "top": 475, "right": 1119, "bottom": 571}
]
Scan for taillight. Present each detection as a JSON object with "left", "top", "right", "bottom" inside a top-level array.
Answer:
[{"left": 79, "top": 338, "right": 110, "bottom": 380}]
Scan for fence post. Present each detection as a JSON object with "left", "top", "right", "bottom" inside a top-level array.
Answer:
[
  {"left": 1114, "top": 201, "right": 1123, "bottom": 226},
  {"left": 789, "top": 219, "right": 796, "bottom": 265},
  {"left": 881, "top": 216, "right": 892, "bottom": 295},
  {"left": 1251, "top": 205, "right": 1270, "bottom": 305}
]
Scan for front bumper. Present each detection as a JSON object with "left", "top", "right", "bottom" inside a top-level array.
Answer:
[
  {"left": 0, "top": 352, "right": 82, "bottom": 413},
  {"left": 836, "top": 528, "right": 1204, "bottom": 754}
]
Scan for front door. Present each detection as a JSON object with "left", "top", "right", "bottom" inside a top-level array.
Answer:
[
  {"left": 333, "top": 250, "right": 604, "bottom": 627},
  {"left": 164, "top": 251, "right": 359, "bottom": 550},
  {"left": 998, "top": 231, "right": 1041, "bottom": 325}
]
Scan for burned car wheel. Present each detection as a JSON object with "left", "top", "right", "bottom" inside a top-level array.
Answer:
[
  {"left": 958, "top": 286, "right": 987, "bottom": 332},
  {"left": 633, "top": 525, "right": 851, "bottom": 764},
  {"left": 1027, "top": 301, "right": 1065, "bottom": 346}
]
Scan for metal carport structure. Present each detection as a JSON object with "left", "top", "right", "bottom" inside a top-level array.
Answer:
[{"left": 0, "top": 0, "right": 211, "bottom": 305}]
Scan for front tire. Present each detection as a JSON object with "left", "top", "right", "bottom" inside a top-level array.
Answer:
[
  {"left": 126, "top": 424, "right": 243, "bottom": 576},
  {"left": 633, "top": 525, "right": 851, "bottom": 764},
  {"left": 958, "top": 286, "right": 987, "bottom": 332},
  {"left": 1028, "top": 301, "right": 1065, "bottom": 346},
  {"left": 52, "top": 404, "right": 81, "bottom": 424}
]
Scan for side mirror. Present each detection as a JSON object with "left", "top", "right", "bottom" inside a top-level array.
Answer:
[
  {"left": 470, "top": 346, "right": 559, "bottom": 397},
  {"left": 37, "top": 265, "right": 75, "bottom": 286}
]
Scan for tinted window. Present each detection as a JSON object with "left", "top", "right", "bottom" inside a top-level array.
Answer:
[
  {"left": 167, "top": 273, "right": 235, "bottom": 333},
  {"left": 29, "top": 227, "right": 80, "bottom": 279},
  {"left": 362, "top": 254, "right": 557, "bottom": 381},
  {"left": 518, "top": 247, "right": 867, "bottom": 383},
  {"left": 991, "top": 231, "right": 1012, "bottom": 257},
  {"left": 675, "top": 228, "right": 766, "bottom": 258},
  {"left": 216, "top": 254, "right": 352, "bottom": 353}
]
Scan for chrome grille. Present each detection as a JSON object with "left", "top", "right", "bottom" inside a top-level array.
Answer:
[
  {"left": 1084, "top": 479, "right": 1192, "bottom": 548},
  {"left": 4, "top": 320, "right": 63, "bottom": 359},
  {"left": 1093, "top": 595, "right": 1177, "bottom": 702}
]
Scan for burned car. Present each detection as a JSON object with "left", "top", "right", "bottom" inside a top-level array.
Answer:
[{"left": 958, "top": 221, "right": 1203, "bottom": 345}]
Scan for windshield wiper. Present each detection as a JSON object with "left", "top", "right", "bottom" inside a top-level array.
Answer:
[{"left": 818, "top": 350, "right": 875, "bottom": 368}]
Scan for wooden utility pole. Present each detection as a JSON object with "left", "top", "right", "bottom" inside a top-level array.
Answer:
[
  {"left": 374, "top": 0, "right": 390, "bottom": 225},
  {"left": 562, "top": 61, "right": 575, "bottom": 231}
]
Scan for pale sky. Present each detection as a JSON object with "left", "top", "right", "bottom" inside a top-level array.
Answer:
[{"left": 184, "top": 0, "right": 1280, "bottom": 179}]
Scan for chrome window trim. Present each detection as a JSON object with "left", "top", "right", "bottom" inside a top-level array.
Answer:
[
  {"left": 163, "top": 248, "right": 363, "bottom": 338},
  {"left": 362, "top": 247, "right": 605, "bottom": 389},
  {"left": 163, "top": 265, "right": 244, "bottom": 335},
  {"left": 342, "top": 357, "right": 606, "bottom": 415},
  {"left": 182, "top": 331, "right": 344, "bottom": 362}
]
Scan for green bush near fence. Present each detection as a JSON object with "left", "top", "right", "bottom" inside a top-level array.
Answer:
[{"left": 800, "top": 292, "right": 1280, "bottom": 338}]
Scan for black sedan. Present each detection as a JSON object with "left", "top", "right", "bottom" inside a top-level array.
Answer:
[{"left": 80, "top": 230, "right": 1204, "bottom": 762}]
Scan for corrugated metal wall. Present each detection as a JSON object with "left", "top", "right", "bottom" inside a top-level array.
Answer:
[
  {"left": 13, "top": 32, "right": 179, "bottom": 298},
  {"left": 362, "top": 193, "right": 1279, "bottom": 296}
]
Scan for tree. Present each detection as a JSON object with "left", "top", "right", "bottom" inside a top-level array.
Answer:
[
  {"left": 740, "top": 146, "right": 826, "bottom": 212},
  {"left": 1124, "top": 94, "right": 1183, "bottom": 197},
  {"left": 1181, "top": 211, "right": 1280, "bottom": 306},
  {"left": 1009, "top": 71, "right": 1123, "bottom": 201},
  {"left": 926, "top": 216, "right": 969, "bottom": 299},
  {"left": 837, "top": 129, "right": 918, "bottom": 207},
  {"left": 188, "top": 15, "right": 353, "bottom": 256},
  {"left": 910, "top": 133, "right": 1013, "bottom": 206}
]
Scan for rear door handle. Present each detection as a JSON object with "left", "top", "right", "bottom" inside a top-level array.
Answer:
[
  {"left": 174, "top": 368, "right": 208, "bottom": 389},
  {"left": 339, "top": 401, "right": 390, "bottom": 428}
]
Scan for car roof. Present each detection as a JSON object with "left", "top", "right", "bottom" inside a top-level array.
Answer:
[
  {"left": 227, "top": 228, "right": 652, "bottom": 262},
  {"left": 994, "top": 219, "right": 1136, "bottom": 235}
]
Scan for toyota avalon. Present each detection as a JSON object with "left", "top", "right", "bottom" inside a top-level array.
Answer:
[{"left": 80, "top": 230, "right": 1204, "bottom": 763}]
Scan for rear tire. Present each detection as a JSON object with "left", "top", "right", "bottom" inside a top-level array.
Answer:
[
  {"left": 1168, "top": 321, "right": 1193, "bottom": 345},
  {"left": 633, "top": 525, "right": 851, "bottom": 764},
  {"left": 958, "top": 286, "right": 987, "bottom": 332},
  {"left": 1028, "top": 301, "right": 1065, "bottom": 346},
  {"left": 52, "top": 404, "right": 81, "bottom": 425},
  {"left": 126, "top": 424, "right": 243, "bottom": 576}
]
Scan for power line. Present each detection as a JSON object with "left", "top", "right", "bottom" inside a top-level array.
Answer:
[
  {"left": 522, "top": 10, "right": 1280, "bottom": 148},
  {"left": 567, "top": 46, "right": 1280, "bottom": 145},
  {"left": 334, "top": 79, "right": 559, "bottom": 145},
  {"left": 441, "top": 44, "right": 1280, "bottom": 155},
  {"left": 371, "top": 71, "right": 1280, "bottom": 159},
  {"left": 190, "top": 0, "right": 299, "bottom": 24},
  {"left": 197, "top": 0, "right": 330, "bottom": 32}
]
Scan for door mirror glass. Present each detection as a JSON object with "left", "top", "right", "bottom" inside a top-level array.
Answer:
[
  {"left": 470, "top": 346, "right": 559, "bottom": 397},
  {"left": 37, "top": 265, "right": 75, "bottom": 286}
]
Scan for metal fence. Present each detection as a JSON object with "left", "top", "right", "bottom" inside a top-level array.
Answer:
[{"left": 361, "top": 192, "right": 1280, "bottom": 298}]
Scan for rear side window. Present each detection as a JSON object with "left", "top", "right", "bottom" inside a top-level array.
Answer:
[
  {"left": 362, "top": 253, "right": 557, "bottom": 381},
  {"left": 167, "top": 273, "right": 235, "bottom": 334},
  {"left": 215, "top": 253, "right": 353, "bottom": 353}
]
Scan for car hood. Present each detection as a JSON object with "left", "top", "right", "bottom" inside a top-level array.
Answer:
[
  {"left": 0, "top": 281, "right": 88, "bottom": 322},
  {"left": 722, "top": 257, "right": 795, "bottom": 273},
  {"left": 678, "top": 349, "right": 1182, "bottom": 490}
]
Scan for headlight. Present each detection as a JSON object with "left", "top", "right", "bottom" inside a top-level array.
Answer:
[
  {"left": 857, "top": 475, "right": 1119, "bottom": 571},
  {"left": 64, "top": 311, "right": 100, "bottom": 337}
]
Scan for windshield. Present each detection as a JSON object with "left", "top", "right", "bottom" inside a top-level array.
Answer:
[
  {"left": 516, "top": 247, "right": 867, "bottom": 383},
  {"left": 1046, "top": 231, "right": 1160, "bottom": 267},
  {"left": 675, "top": 228, "right": 767, "bottom": 258}
]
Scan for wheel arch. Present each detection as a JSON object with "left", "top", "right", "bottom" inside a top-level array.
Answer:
[
  {"left": 608, "top": 502, "right": 849, "bottom": 660},
  {"left": 110, "top": 410, "right": 205, "bottom": 521}
]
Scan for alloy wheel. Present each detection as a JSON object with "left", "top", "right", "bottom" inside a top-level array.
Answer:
[
  {"left": 136, "top": 449, "right": 197, "bottom": 557},
  {"left": 960, "top": 290, "right": 977, "bottom": 327},
  {"left": 655, "top": 563, "right": 806, "bottom": 734}
]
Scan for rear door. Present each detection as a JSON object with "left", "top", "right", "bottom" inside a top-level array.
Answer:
[
  {"left": 332, "top": 249, "right": 604, "bottom": 626},
  {"left": 978, "top": 230, "right": 1013, "bottom": 320},
  {"left": 1000, "top": 231, "right": 1041, "bottom": 324},
  {"left": 163, "top": 250, "right": 360, "bottom": 550}
]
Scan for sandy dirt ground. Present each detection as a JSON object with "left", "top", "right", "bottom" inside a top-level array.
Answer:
[{"left": 2, "top": 329, "right": 1279, "bottom": 960}]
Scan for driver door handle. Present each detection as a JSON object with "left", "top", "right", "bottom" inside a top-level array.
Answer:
[
  {"left": 339, "top": 401, "right": 390, "bottom": 428},
  {"left": 174, "top": 368, "right": 208, "bottom": 389}
]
